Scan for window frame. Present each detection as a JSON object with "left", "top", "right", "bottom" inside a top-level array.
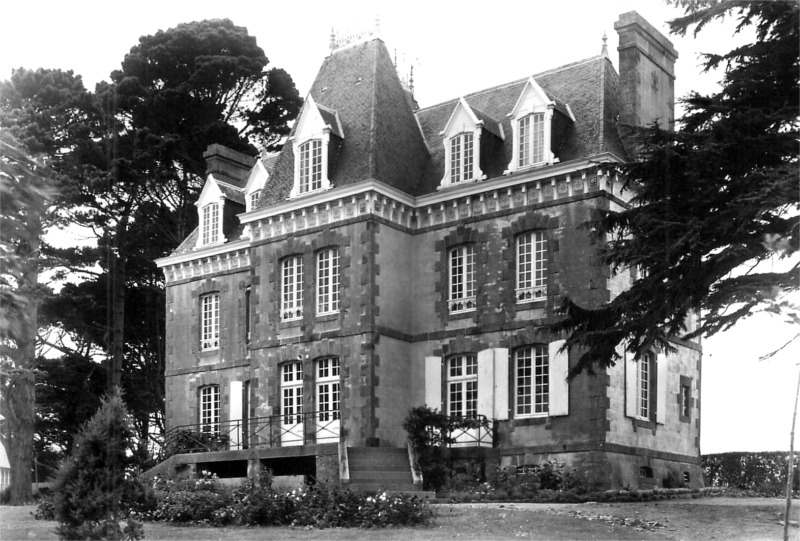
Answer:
[
  {"left": 316, "top": 248, "right": 340, "bottom": 316},
  {"left": 200, "top": 292, "right": 220, "bottom": 351},
  {"left": 281, "top": 361, "right": 304, "bottom": 425},
  {"left": 447, "top": 354, "right": 478, "bottom": 419},
  {"left": 449, "top": 132, "right": 474, "bottom": 184},
  {"left": 281, "top": 255, "right": 304, "bottom": 322},
  {"left": 517, "top": 112, "right": 545, "bottom": 168},
  {"left": 636, "top": 353, "right": 654, "bottom": 421},
  {"left": 514, "top": 345, "right": 549, "bottom": 418},
  {"left": 448, "top": 244, "right": 476, "bottom": 313},
  {"left": 316, "top": 357, "right": 340, "bottom": 422},
  {"left": 516, "top": 231, "right": 547, "bottom": 303},
  {"left": 200, "top": 384, "right": 220, "bottom": 435},
  {"left": 201, "top": 202, "right": 220, "bottom": 245},
  {"left": 298, "top": 139, "right": 323, "bottom": 194}
]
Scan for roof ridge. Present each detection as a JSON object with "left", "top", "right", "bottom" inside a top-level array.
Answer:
[
  {"left": 215, "top": 179, "right": 244, "bottom": 192},
  {"left": 419, "top": 55, "right": 606, "bottom": 113}
]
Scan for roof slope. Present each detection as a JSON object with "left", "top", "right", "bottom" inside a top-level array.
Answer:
[{"left": 262, "top": 39, "right": 429, "bottom": 205}]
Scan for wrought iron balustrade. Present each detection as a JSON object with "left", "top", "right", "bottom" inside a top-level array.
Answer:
[{"left": 163, "top": 409, "right": 340, "bottom": 459}]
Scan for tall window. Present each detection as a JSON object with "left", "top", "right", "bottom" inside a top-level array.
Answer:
[
  {"left": 449, "top": 132, "right": 474, "bottom": 183},
  {"left": 249, "top": 190, "right": 261, "bottom": 210},
  {"left": 516, "top": 231, "right": 547, "bottom": 302},
  {"left": 517, "top": 113, "right": 544, "bottom": 168},
  {"left": 281, "top": 362, "right": 304, "bottom": 425},
  {"left": 447, "top": 355, "right": 477, "bottom": 418},
  {"left": 281, "top": 256, "right": 303, "bottom": 321},
  {"left": 200, "top": 385, "right": 220, "bottom": 434},
  {"left": 637, "top": 353, "right": 653, "bottom": 419},
  {"left": 201, "top": 293, "right": 220, "bottom": 351},
  {"left": 515, "top": 345, "right": 549, "bottom": 417},
  {"left": 244, "top": 287, "right": 251, "bottom": 344},
  {"left": 449, "top": 245, "right": 475, "bottom": 313},
  {"left": 317, "top": 357, "right": 340, "bottom": 422},
  {"left": 316, "top": 248, "right": 340, "bottom": 315},
  {"left": 202, "top": 203, "right": 220, "bottom": 245},
  {"left": 299, "top": 140, "right": 323, "bottom": 193}
]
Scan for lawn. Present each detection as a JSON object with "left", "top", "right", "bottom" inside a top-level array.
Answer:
[{"left": 2, "top": 497, "right": 796, "bottom": 540}]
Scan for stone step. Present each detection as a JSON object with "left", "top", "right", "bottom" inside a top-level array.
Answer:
[
  {"left": 345, "top": 482, "right": 420, "bottom": 493},
  {"left": 349, "top": 470, "right": 411, "bottom": 482}
]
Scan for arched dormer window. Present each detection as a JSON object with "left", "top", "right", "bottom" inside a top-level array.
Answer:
[
  {"left": 289, "top": 95, "right": 343, "bottom": 199},
  {"left": 506, "top": 77, "right": 556, "bottom": 174},
  {"left": 439, "top": 98, "right": 502, "bottom": 189},
  {"left": 195, "top": 176, "right": 226, "bottom": 248}
]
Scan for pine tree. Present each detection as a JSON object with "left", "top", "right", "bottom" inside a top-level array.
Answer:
[
  {"left": 556, "top": 1, "right": 799, "bottom": 374},
  {"left": 52, "top": 388, "right": 144, "bottom": 540}
]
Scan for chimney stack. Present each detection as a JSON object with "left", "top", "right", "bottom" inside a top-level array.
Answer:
[
  {"left": 615, "top": 11, "right": 678, "bottom": 130},
  {"left": 203, "top": 144, "right": 257, "bottom": 186}
]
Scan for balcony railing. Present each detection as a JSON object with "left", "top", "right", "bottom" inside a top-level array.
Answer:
[
  {"left": 163, "top": 410, "right": 340, "bottom": 459},
  {"left": 425, "top": 414, "right": 495, "bottom": 448}
]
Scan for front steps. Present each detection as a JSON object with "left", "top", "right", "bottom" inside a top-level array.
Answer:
[{"left": 346, "top": 447, "right": 434, "bottom": 498}]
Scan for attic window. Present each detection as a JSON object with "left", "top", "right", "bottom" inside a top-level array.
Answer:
[
  {"left": 449, "top": 133, "right": 474, "bottom": 183},
  {"left": 439, "top": 97, "right": 491, "bottom": 190},
  {"left": 201, "top": 203, "right": 220, "bottom": 245},
  {"left": 506, "top": 77, "right": 556, "bottom": 174},
  {"left": 518, "top": 113, "right": 545, "bottom": 167},
  {"left": 249, "top": 190, "right": 261, "bottom": 210},
  {"left": 299, "top": 140, "right": 323, "bottom": 193}
]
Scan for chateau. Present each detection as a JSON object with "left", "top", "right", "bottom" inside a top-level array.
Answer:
[{"left": 154, "top": 11, "right": 703, "bottom": 491}]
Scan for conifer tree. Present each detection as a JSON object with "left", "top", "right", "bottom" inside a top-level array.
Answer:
[
  {"left": 556, "top": 1, "right": 799, "bottom": 374},
  {"left": 51, "top": 388, "right": 144, "bottom": 540}
]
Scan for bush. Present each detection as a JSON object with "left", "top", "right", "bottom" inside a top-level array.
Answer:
[
  {"left": 702, "top": 452, "right": 797, "bottom": 496},
  {"left": 51, "top": 388, "right": 144, "bottom": 540}
]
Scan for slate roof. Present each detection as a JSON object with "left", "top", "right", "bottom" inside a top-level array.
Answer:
[
  {"left": 216, "top": 180, "right": 246, "bottom": 206},
  {"left": 257, "top": 40, "right": 625, "bottom": 207}
]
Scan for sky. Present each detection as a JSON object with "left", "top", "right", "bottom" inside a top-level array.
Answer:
[{"left": 1, "top": 0, "right": 797, "bottom": 454}]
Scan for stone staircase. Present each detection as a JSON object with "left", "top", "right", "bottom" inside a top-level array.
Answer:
[{"left": 345, "top": 447, "right": 433, "bottom": 498}]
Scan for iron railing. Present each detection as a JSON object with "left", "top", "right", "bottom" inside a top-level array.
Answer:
[{"left": 163, "top": 410, "right": 340, "bottom": 459}]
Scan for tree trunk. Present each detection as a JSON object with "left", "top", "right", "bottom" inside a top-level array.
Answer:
[{"left": 6, "top": 371, "right": 35, "bottom": 504}]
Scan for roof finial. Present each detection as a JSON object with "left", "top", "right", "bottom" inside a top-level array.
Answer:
[
  {"left": 330, "top": 27, "right": 336, "bottom": 50},
  {"left": 374, "top": 15, "right": 381, "bottom": 37},
  {"left": 601, "top": 31, "right": 609, "bottom": 58},
  {"left": 409, "top": 65, "right": 414, "bottom": 95}
]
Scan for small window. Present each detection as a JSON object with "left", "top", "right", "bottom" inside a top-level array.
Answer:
[
  {"left": 200, "top": 385, "right": 220, "bottom": 434},
  {"left": 681, "top": 384, "right": 691, "bottom": 418},
  {"left": 449, "top": 132, "right": 474, "bottom": 184},
  {"left": 299, "top": 140, "right": 323, "bottom": 194},
  {"left": 249, "top": 190, "right": 261, "bottom": 210},
  {"left": 640, "top": 466, "right": 654, "bottom": 478},
  {"left": 201, "top": 203, "right": 220, "bottom": 245},
  {"left": 317, "top": 248, "right": 340, "bottom": 315},
  {"left": 447, "top": 355, "right": 478, "bottom": 418},
  {"left": 516, "top": 231, "right": 547, "bottom": 303},
  {"left": 201, "top": 293, "right": 220, "bottom": 351},
  {"left": 515, "top": 345, "right": 549, "bottom": 417},
  {"left": 281, "top": 256, "right": 303, "bottom": 321},
  {"left": 683, "top": 471, "right": 691, "bottom": 484},
  {"left": 449, "top": 245, "right": 476, "bottom": 313}
]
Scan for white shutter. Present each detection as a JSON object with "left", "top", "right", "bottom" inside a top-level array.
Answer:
[
  {"left": 493, "top": 348, "right": 509, "bottom": 420},
  {"left": 625, "top": 349, "right": 638, "bottom": 418},
  {"left": 656, "top": 353, "right": 668, "bottom": 424},
  {"left": 549, "top": 340, "right": 569, "bottom": 416},
  {"left": 477, "top": 350, "right": 494, "bottom": 418},
  {"left": 425, "top": 356, "right": 442, "bottom": 410},
  {"left": 229, "top": 381, "right": 243, "bottom": 448}
]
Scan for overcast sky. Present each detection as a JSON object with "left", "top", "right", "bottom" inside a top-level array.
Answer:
[{"left": 2, "top": 0, "right": 796, "bottom": 454}]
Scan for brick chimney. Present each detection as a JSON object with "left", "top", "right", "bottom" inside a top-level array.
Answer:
[
  {"left": 615, "top": 11, "right": 678, "bottom": 130},
  {"left": 202, "top": 144, "right": 257, "bottom": 186}
]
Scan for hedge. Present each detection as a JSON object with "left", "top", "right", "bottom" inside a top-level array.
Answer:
[{"left": 702, "top": 452, "right": 798, "bottom": 496}]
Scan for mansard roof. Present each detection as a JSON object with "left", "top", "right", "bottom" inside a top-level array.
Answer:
[
  {"left": 261, "top": 38, "right": 430, "bottom": 206},
  {"left": 257, "top": 42, "right": 625, "bottom": 207}
]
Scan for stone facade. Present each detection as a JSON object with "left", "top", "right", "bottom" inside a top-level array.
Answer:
[{"left": 156, "top": 11, "right": 702, "bottom": 489}]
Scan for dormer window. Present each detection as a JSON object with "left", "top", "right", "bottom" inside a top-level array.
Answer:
[
  {"left": 299, "top": 139, "right": 323, "bottom": 193},
  {"left": 518, "top": 113, "right": 545, "bottom": 168},
  {"left": 440, "top": 98, "right": 501, "bottom": 190},
  {"left": 289, "top": 95, "right": 343, "bottom": 199},
  {"left": 249, "top": 190, "right": 261, "bottom": 210},
  {"left": 201, "top": 202, "right": 220, "bottom": 245},
  {"left": 506, "top": 77, "right": 559, "bottom": 174},
  {"left": 449, "top": 132, "right": 474, "bottom": 184}
]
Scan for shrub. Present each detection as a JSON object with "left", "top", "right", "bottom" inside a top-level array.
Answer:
[
  {"left": 34, "top": 492, "right": 56, "bottom": 520},
  {"left": 51, "top": 388, "right": 144, "bottom": 540},
  {"left": 702, "top": 452, "right": 797, "bottom": 496}
]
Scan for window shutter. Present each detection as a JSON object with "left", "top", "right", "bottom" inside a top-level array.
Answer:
[
  {"left": 549, "top": 340, "right": 569, "bottom": 416},
  {"left": 229, "top": 381, "right": 243, "bottom": 448},
  {"left": 625, "top": 349, "right": 638, "bottom": 418},
  {"left": 425, "top": 356, "right": 442, "bottom": 410},
  {"left": 493, "top": 348, "right": 509, "bottom": 420},
  {"left": 477, "top": 350, "right": 494, "bottom": 419},
  {"left": 656, "top": 353, "right": 668, "bottom": 424}
]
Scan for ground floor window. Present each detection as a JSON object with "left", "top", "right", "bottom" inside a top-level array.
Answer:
[
  {"left": 447, "top": 354, "right": 477, "bottom": 418},
  {"left": 515, "top": 345, "right": 548, "bottom": 417},
  {"left": 200, "top": 385, "right": 220, "bottom": 434}
]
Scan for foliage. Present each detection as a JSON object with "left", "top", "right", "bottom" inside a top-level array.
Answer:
[
  {"left": 403, "top": 406, "right": 493, "bottom": 491},
  {"left": 555, "top": 0, "right": 799, "bottom": 374},
  {"left": 702, "top": 451, "right": 797, "bottom": 496},
  {"left": 51, "top": 388, "right": 145, "bottom": 540},
  {"left": 164, "top": 429, "right": 231, "bottom": 456},
  {"left": 140, "top": 474, "right": 432, "bottom": 528}
]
